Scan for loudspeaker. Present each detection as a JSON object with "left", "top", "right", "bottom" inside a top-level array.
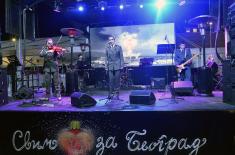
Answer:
[
  {"left": 223, "top": 84, "right": 235, "bottom": 104},
  {"left": 71, "top": 92, "right": 97, "bottom": 108},
  {"left": 129, "top": 90, "right": 156, "bottom": 105},
  {"left": 197, "top": 68, "right": 213, "bottom": 94},
  {"left": 171, "top": 81, "right": 193, "bottom": 95},
  {"left": 223, "top": 60, "right": 235, "bottom": 83},
  {"left": 15, "top": 86, "right": 33, "bottom": 99}
]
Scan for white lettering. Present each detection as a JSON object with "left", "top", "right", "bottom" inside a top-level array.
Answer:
[
  {"left": 96, "top": 136, "right": 118, "bottom": 155},
  {"left": 12, "top": 130, "right": 57, "bottom": 151},
  {"left": 125, "top": 130, "right": 207, "bottom": 155}
]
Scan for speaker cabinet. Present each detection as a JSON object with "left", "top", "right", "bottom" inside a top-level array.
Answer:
[
  {"left": 71, "top": 92, "right": 97, "bottom": 108},
  {"left": 15, "top": 86, "right": 33, "bottom": 99},
  {"left": 197, "top": 68, "right": 213, "bottom": 94},
  {"left": 171, "top": 81, "right": 193, "bottom": 95},
  {"left": 223, "top": 84, "right": 235, "bottom": 104},
  {"left": 129, "top": 90, "right": 156, "bottom": 105}
]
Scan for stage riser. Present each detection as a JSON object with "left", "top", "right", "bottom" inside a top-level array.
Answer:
[{"left": 0, "top": 111, "right": 234, "bottom": 155}]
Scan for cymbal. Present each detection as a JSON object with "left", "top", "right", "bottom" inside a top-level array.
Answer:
[
  {"left": 60, "top": 28, "right": 83, "bottom": 37},
  {"left": 188, "top": 15, "right": 217, "bottom": 26}
]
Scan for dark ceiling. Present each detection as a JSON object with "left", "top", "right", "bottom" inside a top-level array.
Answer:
[{"left": 0, "top": 0, "right": 232, "bottom": 39}]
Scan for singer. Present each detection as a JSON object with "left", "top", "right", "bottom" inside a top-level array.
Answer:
[
  {"left": 40, "top": 38, "right": 65, "bottom": 100},
  {"left": 105, "top": 35, "right": 124, "bottom": 99}
]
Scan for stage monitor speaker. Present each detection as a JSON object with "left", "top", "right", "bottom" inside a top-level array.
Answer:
[
  {"left": 197, "top": 68, "right": 213, "bottom": 94},
  {"left": 171, "top": 81, "right": 193, "bottom": 95},
  {"left": 15, "top": 86, "right": 33, "bottom": 99},
  {"left": 129, "top": 90, "right": 156, "bottom": 105},
  {"left": 71, "top": 92, "right": 97, "bottom": 108}
]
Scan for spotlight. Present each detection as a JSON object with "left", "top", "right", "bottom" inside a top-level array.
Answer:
[
  {"left": 12, "top": 38, "right": 16, "bottom": 42},
  {"left": 139, "top": 4, "right": 144, "bottom": 8},
  {"left": 156, "top": 0, "right": 166, "bottom": 9},
  {"left": 98, "top": 1, "right": 107, "bottom": 11},
  {"left": 178, "top": 0, "right": 186, "bottom": 6},
  {"left": 120, "top": 4, "right": 124, "bottom": 10},
  {"left": 78, "top": 5, "right": 84, "bottom": 11},
  {"left": 101, "top": 6, "right": 105, "bottom": 11}
]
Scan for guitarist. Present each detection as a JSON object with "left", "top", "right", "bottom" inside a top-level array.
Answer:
[{"left": 174, "top": 43, "right": 192, "bottom": 81}]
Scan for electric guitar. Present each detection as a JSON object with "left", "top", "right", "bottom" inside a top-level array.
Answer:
[{"left": 176, "top": 54, "right": 199, "bottom": 73}]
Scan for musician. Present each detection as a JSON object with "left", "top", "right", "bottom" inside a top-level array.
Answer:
[
  {"left": 40, "top": 38, "right": 65, "bottom": 100},
  {"left": 105, "top": 36, "right": 124, "bottom": 99},
  {"left": 174, "top": 43, "right": 192, "bottom": 81}
]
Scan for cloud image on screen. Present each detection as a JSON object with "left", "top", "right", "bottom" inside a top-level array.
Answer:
[{"left": 90, "top": 23, "right": 175, "bottom": 66}]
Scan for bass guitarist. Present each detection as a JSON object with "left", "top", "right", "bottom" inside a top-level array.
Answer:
[{"left": 174, "top": 42, "right": 192, "bottom": 81}]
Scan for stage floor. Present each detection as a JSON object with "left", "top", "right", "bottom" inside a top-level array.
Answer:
[{"left": 0, "top": 90, "right": 235, "bottom": 112}]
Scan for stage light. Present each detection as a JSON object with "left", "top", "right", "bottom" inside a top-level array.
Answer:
[
  {"left": 178, "top": 0, "right": 186, "bottom": 6},
  {"left": 101, "top": 6, "right": 105, "bottom": 11},
  {"left": 98, "top": 1, "right": 107, "bottom": 11},
  {"left": 78, "top": 5, "right": 84, "bottom": 11},
  {"left": 139, "top": 4, "right": 144, "bottom": 8},
  {"left": 156, "top": 0, "right": 166, "bottom": 9},
  {"left": 120, "top": 4, "right": 124, "bottom": 10},
  {"left": 12, "top": 38, "right": 16, "bottom": 42}
]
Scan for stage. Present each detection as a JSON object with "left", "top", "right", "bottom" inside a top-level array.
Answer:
[
  {"left": 0, "top": 90, "right": 235, "bottom": 155},
  {"left": 0, "top": 90, "right": 235, "bottom": 112}
]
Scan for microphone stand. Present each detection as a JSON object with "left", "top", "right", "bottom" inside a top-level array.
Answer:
[{"left": 159, "top": 37, "right": 184, "bottom": 104}]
